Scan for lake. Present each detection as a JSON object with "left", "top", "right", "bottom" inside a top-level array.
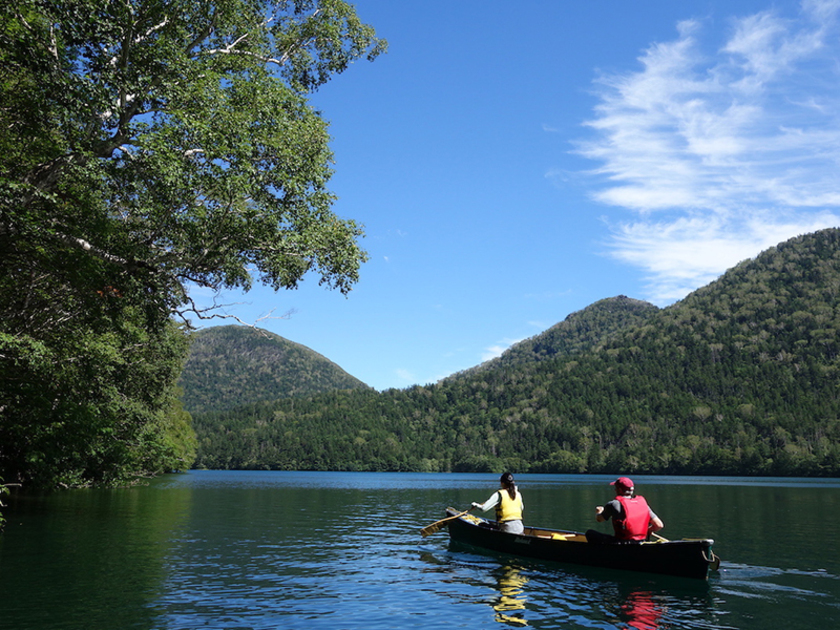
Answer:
[{"left": 1, "top": 471, "right": 839, "bottom": 630}]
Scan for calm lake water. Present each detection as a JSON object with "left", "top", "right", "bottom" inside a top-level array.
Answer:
[{"left": 1, "top": 471, "right": 839, "bottom": 630}]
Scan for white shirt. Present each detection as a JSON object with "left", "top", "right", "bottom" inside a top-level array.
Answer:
[{"left": 474, "top": 486, "right": 524, "bottom": 513}]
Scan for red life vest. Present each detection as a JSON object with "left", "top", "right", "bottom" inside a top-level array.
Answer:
[{"left": 612, "top": 495, "right": 651, "bottom": 541}]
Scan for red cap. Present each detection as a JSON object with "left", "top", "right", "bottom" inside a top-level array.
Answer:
[{"left": 610, "top": 477, "right": 634, "bottom": 489}]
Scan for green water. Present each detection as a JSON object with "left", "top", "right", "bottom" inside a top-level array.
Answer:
[{"left": 1, "top": 472, "right": 838, "bottom": 629}]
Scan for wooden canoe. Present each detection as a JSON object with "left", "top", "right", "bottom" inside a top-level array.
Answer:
[{"left": 443, "top": 507, "right": 719, "bottom": 580}]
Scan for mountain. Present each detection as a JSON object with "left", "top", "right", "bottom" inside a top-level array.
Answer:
[
  {"left": 179, "top": 326, "right": 369, "bottom": 414},
  {"left": 451, "top": 295, "right": 659, "bottom": 378},
  {"left": 191, "top": 228, "right": 840, "bottom": 476}
]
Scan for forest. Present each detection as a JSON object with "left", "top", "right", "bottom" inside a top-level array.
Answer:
[
  {"left": 180, "top": 326, "right": 370, "bottom": 415},
  {"left": 191, "top": 229, "right": 840, "bottom": 477}
]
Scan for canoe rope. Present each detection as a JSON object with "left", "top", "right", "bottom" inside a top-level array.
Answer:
[{"left": 702, "top": 549, "right": 722, "bottom": 571}]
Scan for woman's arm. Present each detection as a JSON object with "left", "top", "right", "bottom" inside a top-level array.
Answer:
[{"left": 472, "top": 491, "right": 500, "bottom": 512}]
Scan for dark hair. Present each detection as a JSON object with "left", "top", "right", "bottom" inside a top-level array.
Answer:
[{"left": 500, "top": 472, "right": 516, "bottom": 500}]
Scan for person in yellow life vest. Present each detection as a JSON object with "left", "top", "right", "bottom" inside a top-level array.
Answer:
[{"left": 472, "top": 472, "right": 525, "bottom": 534}]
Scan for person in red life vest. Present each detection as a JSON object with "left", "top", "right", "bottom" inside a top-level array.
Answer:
[
  {"left": 586, "top": 477, "right": 664, "bottom": 543},
  {"left": 472, "top": 472, "right": 525, "bottom": 534}
]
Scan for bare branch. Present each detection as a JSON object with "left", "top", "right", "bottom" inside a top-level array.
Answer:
[
  {"left": 54, "top": 232, "right": 133, "bottom": 267},
  {"left": 205, "top": 30, "right": 252, "bottom": 55},
  {"left": 203, "top": 48, "right": 284, "bottom": 66},
  {"left": 48, "top": 24, "right": 59, "bottom": 61},
  {"left": 173, "top": 294, "right": 296, "bottom": 329},
  {"left": 201, "top": 20, "right": 282, "bottom": 65}
]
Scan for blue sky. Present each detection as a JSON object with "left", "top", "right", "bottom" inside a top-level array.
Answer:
[{"left": 194, "top": 0, "right": 840, "bottom": 391}]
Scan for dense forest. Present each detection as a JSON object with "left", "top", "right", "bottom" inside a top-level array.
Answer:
[
  {"left": 191, "top": 229, "right": 840, "bottom": 477},
  {"left": 180, "top": 326, "right": 369, "bottom": 415}
]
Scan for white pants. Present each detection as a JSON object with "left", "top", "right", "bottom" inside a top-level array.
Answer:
[{"left": 500, "top": 520, "right": 524, "bottom": 534}]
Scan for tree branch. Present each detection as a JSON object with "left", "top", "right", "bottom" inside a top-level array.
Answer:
[{"left": 173, "top": 294, "right": 296, "bottom": 328}]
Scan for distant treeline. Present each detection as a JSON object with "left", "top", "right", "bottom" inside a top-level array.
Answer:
[{"left": 192, "top": 229, "right": 840, "bottom": 477}]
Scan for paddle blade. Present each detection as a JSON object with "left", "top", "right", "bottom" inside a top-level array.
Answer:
[
  {"left": 420, "top": 508, "right": 471, "bottom": 537},
  {"left": 420, "top": 522, "right": 444, "bottom": 537}
]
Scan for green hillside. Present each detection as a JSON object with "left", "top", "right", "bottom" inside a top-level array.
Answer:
[
  {"left": 192, "top": 229, "right": 840, "bottom": 476},
  {"left": 179, "top": 326, "right": 370, "bottom": 414},
  {"left": 451, "top": 295, "right": 659, "bottom": 378}
]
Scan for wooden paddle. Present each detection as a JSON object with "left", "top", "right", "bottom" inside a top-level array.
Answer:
[{"left": 420, "top": 507, "right": 474, "bottom": 537}]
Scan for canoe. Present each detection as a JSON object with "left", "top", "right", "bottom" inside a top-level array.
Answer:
[{"left": 443, "top": 507, "right": 719, "bottom": 580}]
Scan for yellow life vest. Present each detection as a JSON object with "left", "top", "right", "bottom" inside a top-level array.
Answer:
[{"left": 495, "top": 489, "right": 523, "bottom": 523}]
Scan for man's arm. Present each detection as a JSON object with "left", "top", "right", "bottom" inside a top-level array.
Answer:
[
  {"left": 595, "top": 500, "right": 619, "bottom": 522},
  {"left": 649, "top": 514, "right": 664, "bottom": 533}
]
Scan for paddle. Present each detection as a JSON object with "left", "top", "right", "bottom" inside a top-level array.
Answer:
[{"left": 420, "top": 507, "right": 474, "bottom": 537}]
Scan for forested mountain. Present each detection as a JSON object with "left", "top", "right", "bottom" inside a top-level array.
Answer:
[
  {"left": 192, "top": 229, "right": 840, "bottom": 477},
  {"left": 450, "top": 296, "right": 659, "bottom": 378},
  {"left": 179, "top": 326, "right": 370, "bottom": 414}
]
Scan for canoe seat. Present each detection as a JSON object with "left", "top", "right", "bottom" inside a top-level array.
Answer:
[{"left": 529, "top": 530, "right": 587, "bottom": 542}]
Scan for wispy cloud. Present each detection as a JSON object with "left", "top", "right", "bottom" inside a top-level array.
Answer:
[
  {"left": 577, "top": 0, "right": 840, "bottom": 304},
  {"left": 482, "top": 337, "right": 526, "bottom": 362}
]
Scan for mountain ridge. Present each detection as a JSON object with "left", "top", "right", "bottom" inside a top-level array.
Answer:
[{"left": 189, "top": 228, "right": 840, "bottom": 476}]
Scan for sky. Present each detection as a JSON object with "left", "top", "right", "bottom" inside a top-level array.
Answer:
[{"left": 194, "top": 0, "right": 840, "bottom": 391}]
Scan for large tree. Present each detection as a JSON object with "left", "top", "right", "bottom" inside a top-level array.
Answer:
[{"left": 0, "top": 0, "right": 385, "bottom": 488}]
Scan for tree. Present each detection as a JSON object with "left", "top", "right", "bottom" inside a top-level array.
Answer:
[
  {"left": 1, "top": 0, "right": 385, "bottom": 316},
  {"left": 0, "top": 0, "right": 386, "bottom": 488}
]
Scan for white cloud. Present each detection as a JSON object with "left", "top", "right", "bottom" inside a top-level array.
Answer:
[
  {"left": 481, "top": 345, "right": 509, "bottom": 362},
  {"left": 578, "top": 0, "right": 840, "bottom": 304},
  {"left": 481, "top": 337, "right": 526, "bottom": 362},
  {"left": 608, "top": 211, "right": 840, "bottom": 303}
]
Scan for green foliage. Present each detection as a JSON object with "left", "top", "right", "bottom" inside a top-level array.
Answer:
[
  {"left": 193, "top": 229, "right": 840, "bottom": 477},
  {"left": 1, "top": 0, "right": 385, "bottom": 312},
  {"left": 0, "top": 1, "right": 384, "bottom": 489},
  {"left": 180, "top": 326, "right": 370, "bottom": 414},
  {"left": 0, "top": 317, "right": 195, "bottom": 488}
]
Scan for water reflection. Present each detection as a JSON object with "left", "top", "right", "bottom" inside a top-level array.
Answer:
[
  {"left": 437, "top": 541, "right": 724, "bottom": 629},
  {"left": 492, "top": 564, "right": 529, "bottom": 626},
  {"left": 0, "top": 482, "right": 193, "bottom": 630},
  {"left": 619, "top": 590, "right": 663, "bottom": 630},
  {"left": 3, "top": 472, "right": 839, "bottom": 630}
]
